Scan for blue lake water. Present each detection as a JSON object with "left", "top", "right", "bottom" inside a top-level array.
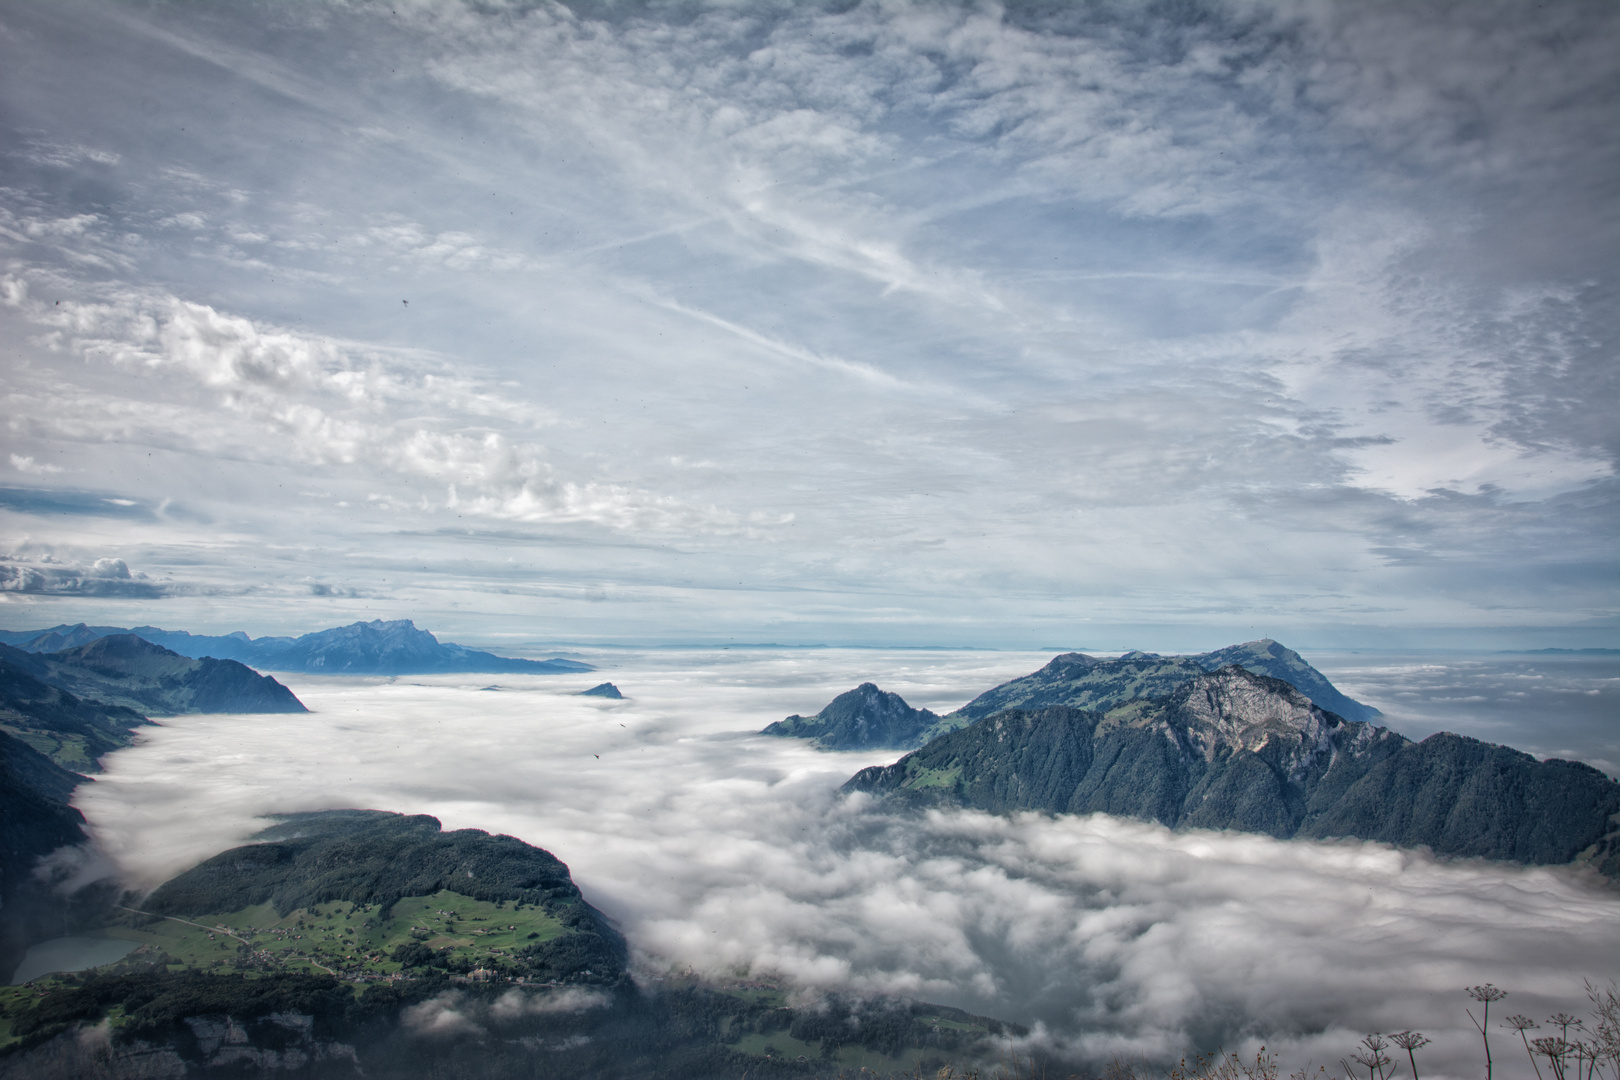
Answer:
[{"left": 10, "top": 935, "right": 137, "bottom": 984}]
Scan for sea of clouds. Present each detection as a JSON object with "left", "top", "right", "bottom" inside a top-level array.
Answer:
[{"left": 74, "top": 648, "right": 1620, "bottom": 1076}]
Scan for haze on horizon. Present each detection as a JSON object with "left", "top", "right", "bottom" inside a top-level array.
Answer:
[{"left": 1, "top": 0, "right": 1616, "bottom": 651}]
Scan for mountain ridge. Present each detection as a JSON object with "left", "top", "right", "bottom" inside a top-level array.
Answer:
[
  {"left": 0, "top": 636, "right": 307, "bottom": 716},
  {"left": 0, "top": 619, "right": 594, "bottom": 676},
  {"left": 948, "top": 639, "right": 1379, "bottom": 727}
]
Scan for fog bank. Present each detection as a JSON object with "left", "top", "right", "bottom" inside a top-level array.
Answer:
[{"left": 74, "top": 649, "right": 1620, "bottom": 1076}]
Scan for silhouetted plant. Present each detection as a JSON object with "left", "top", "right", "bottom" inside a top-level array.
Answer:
[
  {"left": 1164, "top": 1048, "right": 1280, "bottom": 1080},
  {"left": 1345, "top": 1034, "right": 1393, "bottom": 1080},
  {"left": 1390, "top": 1031, "right": 1430, "bottom": 1080},
  {"left": 1533, "top": 1037, "right": 1574, "bottom": 1080},
  {"left": 1507, "top": 1015, "right": 1546, "bottom": 1080},
  {"left": 1589, "top": 980, "right": 1620, "bottom": 1080},
  {"left": 1468, "top": 984, "right": 1509, "bottom": 1080}
]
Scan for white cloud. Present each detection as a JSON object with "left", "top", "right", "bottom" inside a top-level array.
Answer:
[
  {"left": 0, "top": 273, "right": 755, "bottom": 536},
  {"left": 9, "top": 454, "right": 63, "bottom": 474},
  {"left": 401, "top": 991, "right": 485, "bottom": 1039},
  {"left": 490, "top": 987, "right": 611, "bottom": 1020},
  {"left": 0, "top": 551, "right": 173, "bottom": 598},
  {"left": 0, "top": 0, "right": 1613, "bottom": 637},
  {"left": 75, "top": 653, "right": 1620, "bottom": 1075}
]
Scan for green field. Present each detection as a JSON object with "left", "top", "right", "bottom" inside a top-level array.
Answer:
[
  {"left": 0, "top": 722, "right": 100, "bottom": 771},
  {"left": 100, "top": 889, "right": 567, "bottom": 979}
]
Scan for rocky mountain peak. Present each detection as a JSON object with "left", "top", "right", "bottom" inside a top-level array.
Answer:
[{"left": 1169, "top": 666, "right": 1336, "bottom": 760}]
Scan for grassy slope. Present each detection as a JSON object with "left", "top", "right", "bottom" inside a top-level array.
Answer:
[
  {"left": 97, "top": 890, "right": 568, "bottom": 982},
  {"left": 0, "top": 662, "right": 147, "bottom": 773}
]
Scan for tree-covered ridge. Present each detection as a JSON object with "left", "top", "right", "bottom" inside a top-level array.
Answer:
[
  {"left": 846, "top": 667, "right": 1620, "bottom": 871},
  {"left": 762, "top": 682, "right": 942, "bottom": 750},
  {"left": 0, "top": 635, "right": 306, "bottom": 716},
  {"left": 142, "top": 810, "right": 626, "bottom": 978},
  {"left": 947, "top": 639, "right": 1379, "bottom": 727}
]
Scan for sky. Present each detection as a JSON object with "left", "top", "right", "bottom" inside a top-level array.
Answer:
[
  {"left": 1, "top": 0, "right": 1617, "bottom": 649},
  {"left": 71, "top": 651, "right": 1620, "bottom": 1076}
]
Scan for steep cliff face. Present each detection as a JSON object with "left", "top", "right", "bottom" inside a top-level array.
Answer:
[{"left": 846, "top": 667, "right": 1620, "bottom": 870}]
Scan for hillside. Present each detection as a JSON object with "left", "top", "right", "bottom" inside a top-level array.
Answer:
[
  {"left": 846, "top": 666, "right": 1620, "bottom": 871},
  {"left": 1, "top": 636, "right": 306, "bottom": 716},
  {"left": 0, "top": 730, "right": 92, "bottom": 983},
  {"left": 946, "top": 639, "right": 1379, "bottom": 729},
  {"left": 0, "top": 656, "right": 150, "bottom": 772},
  {"left": 0, "top": 662, "right": 149, "bottom": 981},
  {"left": 143, "top": 810, "right": 626, "bottom": 982},
  {"left": 762, "top": 682, "right": 941, "bottom": 750},
  {"left": 0, "top": 620, "right": 594, "bottom": 676},
  {"left": 0, "top": 807, "right": 1022, "bottom": 1077}
]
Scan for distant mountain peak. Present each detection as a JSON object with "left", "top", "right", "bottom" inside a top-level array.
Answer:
[{"left": 762, "top": 683, "right": 940, "bottom": 751}]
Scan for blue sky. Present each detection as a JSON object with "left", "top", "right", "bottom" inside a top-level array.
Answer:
[{"left": 1, "top": 0, "right": 1616, "bottom": 649}]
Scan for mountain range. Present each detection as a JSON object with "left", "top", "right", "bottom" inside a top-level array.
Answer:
[
  {"left": 0, "top": 619, "right": 595, "bottom": 676},
  {"left": 766, "top": 639, "right": 1380, "bottom": 752},
  {"left": 844, "top": 665, "right": 1620, "bottom": 873}
]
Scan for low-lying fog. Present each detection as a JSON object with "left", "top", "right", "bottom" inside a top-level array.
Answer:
[{"left": 75, "top": 648, "right": 1620, "bottom": 1077}]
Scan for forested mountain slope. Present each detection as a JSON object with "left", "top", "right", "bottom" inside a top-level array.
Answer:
[{"left": 846, "top": 667, "right": 1620, "bottom": 871}]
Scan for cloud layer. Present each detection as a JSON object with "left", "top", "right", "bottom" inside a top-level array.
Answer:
[
  {"left": 74, "top": 650, "right": 1620, "bottom": 1075},
  {"left": 0, "top": 0, "right": 1614, "bottom": 645}
]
